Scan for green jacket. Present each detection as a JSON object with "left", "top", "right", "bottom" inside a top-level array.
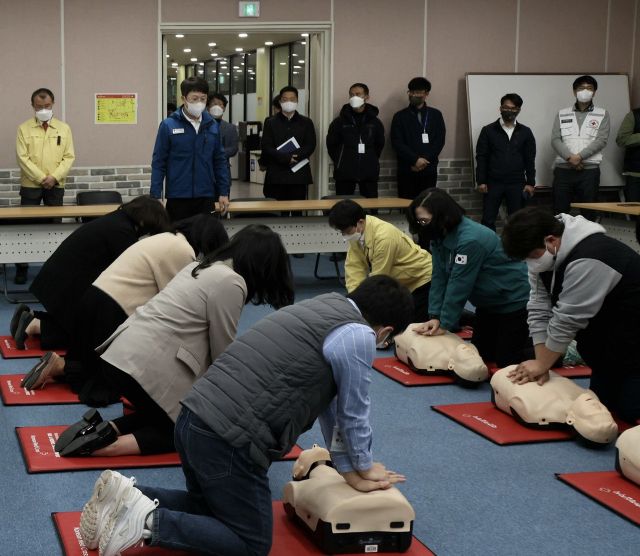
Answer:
[
  {"left": 616, "top": 110, "right": 640, "bottom": 177},
  {"left": 429, "top": 217, "right": 529, "bottom": 330}
]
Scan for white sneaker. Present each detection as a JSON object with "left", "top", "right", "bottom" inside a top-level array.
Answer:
[
  {"left": 80, "top": 470, "right": 136, "bottom": 550},
  {"left": 99, "top": 485, "right": 158, "bottom": 556}
]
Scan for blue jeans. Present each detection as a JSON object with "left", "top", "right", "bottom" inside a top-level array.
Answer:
[
  {"left": 552, "top": 166, "right": 600, "bottom": 220},
  {"left": 480, "top": 181, "right": 526, "bottom": 231},
  {"left": 137, "top": 408, "right": 273, "bottom": 556}
]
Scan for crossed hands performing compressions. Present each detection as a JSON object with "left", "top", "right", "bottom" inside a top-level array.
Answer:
[
  {"left": 507, "top": 360, "right": 551, "bottom": 386},
  {"left": 413, "top": 319, "right": 447, "bottom": 337},
  {"left": 410, "top": 157, "right": 430, "bottom": 172},
  {"left": 342, "top": 462, "right": 406, "bottom": 493}
]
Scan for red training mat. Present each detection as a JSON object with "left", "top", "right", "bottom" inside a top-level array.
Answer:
[
  {"left": 489, "top": 364, "right": 592, "bottom": 379},
  {"left": 373, "top": 357, "right": 456, "bottom": 387},
  {"left": 557, "top": 471, "right": 640, "bottom": 527},
  {"left": 16, "top": 426, "right": 302, "bottom": 473},
  {"left": 454, "top": 326, "right": 473, "bottom": 340},
  {"left": 0, "top": 335, "right": 66, "bottom": 358},
  {"left": 0, "top": 375, "right": 80, "bottom": 405},
  {"left": 431, "top": 401, "right": 576, "bottom": 445},
  {"left": 54, "top": 504, "right": 436, "bottom": 556}
]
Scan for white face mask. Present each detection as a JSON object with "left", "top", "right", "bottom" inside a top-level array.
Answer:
[
  {"left": 342, "top": 224, "right": 363, "bottom": 243},
  {"left": 281, "top": 101, "right": 298, "bottom": 113},
  {"left": 576, "top": 90, "right": 594, "bottom": 103},
  {"left": 209, "top": 105, "right": 224, "bottom": 118},
  {"left": 525, "top": 246, "right": 557, "bottom": 274},
  {"left": 35, "top": 109, "right": 53, "bottom": 122},
  {"left": 185, "top": 101, "right": 206, "bottom": 118},
  {"left": 349, "top": 96, "right": 365, "bottom": 109}
]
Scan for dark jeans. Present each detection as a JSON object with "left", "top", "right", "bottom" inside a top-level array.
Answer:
[
  {"left": 166, "top": 197, "right": 216, "bottom": 223},
  {"left": 471, "top": 306, "right": 529, "bottom": 368},
  {"left": 335, "top": 179, "right": 379, "bottom": 199},
  {"left": 624, "top": 175, "right": 640, "bottom": 203},
  {"left": 481, "top": 181, "right": 526, "bottom": 231},
  {"left": 397, "top": 173, "right": 438, "bottom": 200},
  {"left": 552, "top": 167, "right": 600, "bottom": 221},
  {"left": 33, "top": 310, "right": 70, "bottom": 350},
  {"left": 17, "top": 187, "right": 64, "bottom": 271},
  {"left": 263, "top": 183, "right": 308, "bottom": 216},
  {"left": 411, "top": 281, "right": 431, "bottom": 322},
  {"left": 139, "top": 409, "right": 273, "bottom": 556}
]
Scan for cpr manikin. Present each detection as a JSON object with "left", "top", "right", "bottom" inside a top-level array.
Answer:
[
  {"left": 616, "top": 426, "right": 640, "bottom": 486},
  {"left": 394, "top": 323, "right": 489, "bottom": 386},
  {"left": 283, "top": 445, "right": 415, "bottom": 554},
  {"left": 491, "top": 366, "right": 618, "bottom": 444}
]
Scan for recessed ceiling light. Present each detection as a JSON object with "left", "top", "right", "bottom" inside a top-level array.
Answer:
[
  {"left": 233, "top": 66, "right": 239, "bottom": 69},
  {"left": 198, "top": 70, "right": 203, "bottom": 74},
  {"left": 184, "top": 48, "right": 191, "bottom": 52},
  {"left": 211, "top": 52, "right": 217, "bottom": 56},
  {"left": 235, "top": 47, "right": 243, "bottom": 52},
  {"left": 176, "top": 34, "right": 184, "bottom": 38},
  {"left": 190, "top": 58, "right": 197, "bottom": 61},
  {"left": 265, "top": 41, "right": 273, "bottom": 46},
  {"left": 301, "top": 33, "right": 309, "bottom": 37},
  {"left": 300, "top": 60, "right": 305, "bottom": 64},
  {"left": 279, "top": 62, "right": 286, "bottom": 65},
  {"left": 292, "top": 54, "right": 298, "bottom": 57},
  {"left": 208, "top": 42, "right": 216, "bottom": 47},
  {"left": 239, "top": 33, "right": 248, "bottom": 38},
  {"left": 199, "top": 62, "right": 204, "bottom": 65},
  {"left": 171, "top": 63, "right": 178, "bottom": 67},
  {"left": 293, "top": 66, "right": 301, "bottom": 69},
  {"left": 301, "top": 41, "right": 306, "bottom": 45},
  {"left": 241, "top": 63, "right": 245, "bottom": 66},
  {"left": 293, "top": 72, "right": 299, "bottom": 75},
  {"left": 166, "top": 54, "right": 170, "bottom": 58}
]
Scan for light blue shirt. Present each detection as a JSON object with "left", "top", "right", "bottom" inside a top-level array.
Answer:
[{"left": 318, "top": 300, "right": 376, "bottom": 473}]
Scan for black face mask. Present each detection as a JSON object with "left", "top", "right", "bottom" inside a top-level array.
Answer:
[
  {"left": 409, "top": 96, "right": 425, "bottom": 107},
  {"left": 419, "top": 223, "right": 443, "bottom": 242},
  {"left": 501, "top": 111, "right": 517, "bottom": 122}
]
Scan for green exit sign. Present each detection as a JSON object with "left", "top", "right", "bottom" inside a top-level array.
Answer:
[{"left": 239, "top": 2, "right": 260, "bottom": 17}]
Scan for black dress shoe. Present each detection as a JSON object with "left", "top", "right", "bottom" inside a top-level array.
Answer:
[
  {"left": 21, "top": 352, "right": 54, "bottom": 389},
  {"left": 60, "top": 421, "right": 117, "bottom": 457},
  {"left": 10, "top": 303, "right": 30, "bottom": 339},
  {"left": 13, "top": 266, "right": 28, "bottom": 285},
  {"left": 55, "top": 409, "right": 103, "bottom": 453},
  {"left": 14, "top": 311, "right": 34, "bottom": 350}
]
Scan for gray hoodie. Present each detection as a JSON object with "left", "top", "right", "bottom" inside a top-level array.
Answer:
[{"left": 527, "top": 214, "right": 623, "bottom": 353}]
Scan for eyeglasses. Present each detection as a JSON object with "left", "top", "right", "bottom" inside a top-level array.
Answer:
[
  {"left": 500, "top": 106, "right": 520, "bottom": 112},
  {"left": 575, "top": 86, "right": 595, "bottom": 92},
  {"left": 408, "top": 91, "right": 426, "bottom": 97},
  {"left": 416, "top": 218, "right": 430, "bottom": 226}
]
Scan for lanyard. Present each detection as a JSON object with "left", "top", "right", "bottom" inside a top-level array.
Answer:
[
  {"left": 414, "top": 107, "right": 429, "bottom": 133},
  {"left": 351, "top": 113, "right": 366, "bottom": 143}
]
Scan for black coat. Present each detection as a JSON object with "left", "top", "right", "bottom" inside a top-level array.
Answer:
[
  {"left": 30, "top": 209, "right": 139, "bottom": 333},
  {"left": 261, "top": 111, "right": 316, "bottom": 185},
  {"left": 390, "top": 104, "right": 446, "bottom": 176},
  {"left": 326, "top": 103, "right": 385, "bottom": 182},
  {"left": 475, "top": 119, "right": 536, "bottom": 185}
]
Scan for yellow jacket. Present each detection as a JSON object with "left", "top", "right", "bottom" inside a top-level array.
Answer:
[
  {"left": 345, "top": 215, "right": 432, "bottom": 293},
  {"left": 16, "top": 116, "right": 75, "bottom": 188}
]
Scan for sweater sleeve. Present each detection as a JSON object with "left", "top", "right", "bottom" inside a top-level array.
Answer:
[
  {"left": 51, "top": 127, "right": 75, "bottom": 183},
  {"left": 616, "top": 111, "right": 640, "bottom": 148},
  {"left": 551, "top": 114, "right": 572, "bottom": 161},
  {"left": 16, "top": 127, "right": 46, "bottom": 184},
  {"left": 206, "top": 275, "right": 247, "bottom": 363},
  {"left": 526, "top": 272, "right": 553, "bottom": 346},
  {"left": 345, "top": 244, "right": 369, "bottom": 293},
  {"left": 152, "top": 241, "right": 195, "bottom": 292}
]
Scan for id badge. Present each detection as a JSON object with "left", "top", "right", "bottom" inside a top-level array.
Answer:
[
  {"left": 330, "top": 426, "right": 346, "bottom": 452},
  {"left": 358, "top": 143, "right": 365, "bottom": 154},
  {"left": 422, "top": 133, "right": 429, "bottom": 143}
]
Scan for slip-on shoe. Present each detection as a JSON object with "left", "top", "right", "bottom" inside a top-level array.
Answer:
[
  {"left": 10, "top": 303, "right": 30, "bottom": 339},
  {"left": 20, "top": 351, "right": 54, "bottom": 389},
  {"left": 60, "top": 421, "right": 117, "bottom": 457},
  {"left": 55, "top": 409, "right": 103, "bottom": 453},
  {"left": 14, "top": 311, "right": 34, "bottom": 350}
]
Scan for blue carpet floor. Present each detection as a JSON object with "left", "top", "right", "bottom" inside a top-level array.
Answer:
[{"left": 0, "top": 258, "right": 635, "bottom": 555}]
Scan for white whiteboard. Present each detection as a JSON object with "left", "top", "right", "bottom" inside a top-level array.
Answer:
[{"left": 466, "top": 74, "right": 630, "bottom": 188}]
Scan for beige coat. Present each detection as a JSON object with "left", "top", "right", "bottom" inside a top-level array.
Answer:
[
  {"left": 99, "top": 260, "right": 247, "bottom": 421},
  {"left": 94, "top": 232, "right": 196, "bottom": 316}
]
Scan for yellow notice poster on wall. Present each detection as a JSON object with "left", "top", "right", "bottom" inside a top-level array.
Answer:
[{"left": 95, "top": 94, "right": 137, "bottom": 124}]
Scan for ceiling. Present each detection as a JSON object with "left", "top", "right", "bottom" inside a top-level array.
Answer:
[{"left": 165, "top": 32, "right": 306, "bottom": 69}]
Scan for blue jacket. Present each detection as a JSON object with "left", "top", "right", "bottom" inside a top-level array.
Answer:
[
  {"left": 428, "top": 217, "right": 529, "bottom": 331},
  {"left": 151, "top": 107, "right": 230, "bottom": 199}
]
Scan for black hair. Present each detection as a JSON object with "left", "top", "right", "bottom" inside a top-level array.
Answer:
[
  {"left": 207, "top": 92, "right": 228, "bottom": 108},
  {"left": 181, "top": 76, "right": 209, "bottom": 98},
  {"left": 119, "top": 194, "right": 170, "bottom": 236},
  {"left": 408, "top": 77, "right": 431, "bottom": 93},
  {"left": 501, "top": 207, "right": 565, "bottom": 260},
  {"left": 272, "top": 95, "right": 281, "bottom": 110},
  {"left": 500, "top": 93, "right": 523, "bottom": 108},
  {"left": 346, "top": 275, "right": 414, "bottom": 339},
  {"left": 328, "top": 199, "right": 366, "bottom": 231},
  {"left": 192, "top": 224, "right": 294, "bottom": 309},
  {"left": 572, "top": 75, "right": 598, "bottom": 91},
  {"left": 349, "top": 83, "right": 369, "bottom": 96},
  {"left": 167, "top": 102, "right": 177, "bottom": 112},
  {"left": 279, "top": 85, "right": 299, "bottom": 98},
  {"left": 170, "top": 214, "right": 229, "bottom": 257},
  {"left": 407, "top": 188, "right": 466, "bottom": 240},
  {"left": 31, "top": 88, "right": 54, "bottom": 104}
]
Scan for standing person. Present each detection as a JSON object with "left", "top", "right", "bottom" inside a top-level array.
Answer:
[
  {"left": 502, "top": 208, "right": 640, "bottom": 423},
  {"left": 391, "top": 77, "right": 446, "bottom": 200},
  {"left": 151, "top": 77, "right": 230, "bottom": 221},
  {"left": 14, "top": 88, "right": 75, "bottom": 285},
  {"left": 260, "top": 86, "right": 316, "bottom": 210},
  {"left": 408, "top": 188, "right": 530, "bottom": 368},
  {"left": 551, "top": 75, "right": 610, "bottom": 221},
  {"left": 258, "top": 95, "right": 281, "bottom": 173},
  {"left": 328, "top": 199, "right": 432, "bottom": 322},
  {"left": 207, "top": 93, "right": 239, "bottom": 175},
  {"left": 77, "top": 275, "right": 411, "bottom": 556},
  {"left": 616, "top": 107, "right": 640, "bottom": 202},
  {"left": 475, "top": 93, "right": 536, "bottom": 231},
  {"left": 326, "top": 83, "right": 385, "bottom": 199}
]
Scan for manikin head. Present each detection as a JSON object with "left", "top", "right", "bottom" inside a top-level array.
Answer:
[
  {"left": 616, "top": 425, "right": 640, "bottom": 486},
  {"left": 292, "top": 444, "right": 332, "bottom": 480},
  {"left": 566, "top": 393, "right": 618, "bottom": 444}
]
